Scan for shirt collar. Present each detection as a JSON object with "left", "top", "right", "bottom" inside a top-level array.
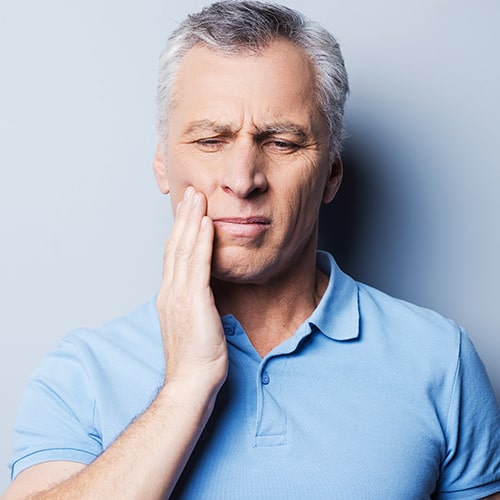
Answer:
[
  {"left": 221, "top": 251, "right": 360, "bottom": 344},
  {"left": 307, "top": 251, "right": 360, "bottom": 341}
]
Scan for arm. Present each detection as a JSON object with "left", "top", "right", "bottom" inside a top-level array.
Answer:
[{"left": 2, "top": 187, "right": 227, "bottom": 499}]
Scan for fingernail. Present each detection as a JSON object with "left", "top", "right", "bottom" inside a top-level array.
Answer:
[{"left": 184, "top": 186, "right": 193, "bottom": 201}]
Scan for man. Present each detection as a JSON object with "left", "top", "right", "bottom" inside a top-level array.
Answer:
[{"left": 4, "top": 1, "right": 500, "bottom": 499}]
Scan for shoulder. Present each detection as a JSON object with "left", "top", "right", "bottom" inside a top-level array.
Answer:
[
  {"left": 357, "top": 280, "right": 462, "bottom": 351},
  {"left": 59, "top": 297, "right": 162, "bottom": 365},
  {"left": 317, "top": 252, "right": 464, "bottom": 364},
  {"left": 25, "top": 296, "right": 163, "bottom": 408},
  {"left": 11, "top": 298, "right": 163, "bottom": 479},
  {"left": 344, "top": 280, "right": 474, "bottom": 401},
  {"left": 44, "top": 297, "right": 165, "bottom": 409}
]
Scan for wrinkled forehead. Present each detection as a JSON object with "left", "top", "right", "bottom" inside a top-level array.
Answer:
[
  {"left": 162, "top": 41, "right": 330, "bottom": 152},
  {"left": 169, "top": 39, "right": 319, "bottom": 110}
]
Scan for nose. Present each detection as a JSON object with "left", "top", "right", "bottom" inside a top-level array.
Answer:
[{"left": 220, "top": 139, "right": 267, "bottom": 198}]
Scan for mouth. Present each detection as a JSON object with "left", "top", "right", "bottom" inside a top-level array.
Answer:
[{"left": 212, "top": 216, "right": 271, "bottom": 238}]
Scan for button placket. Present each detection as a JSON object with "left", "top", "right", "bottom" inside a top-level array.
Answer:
[{"left": 254, "top": 358, "right": 288, "bottom": 447}]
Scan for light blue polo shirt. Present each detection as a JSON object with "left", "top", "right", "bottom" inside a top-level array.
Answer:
[{"left": 10, "top": 252, "right": 500, "bottom": 498}]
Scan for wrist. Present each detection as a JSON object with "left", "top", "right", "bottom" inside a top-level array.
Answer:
[{"left": 157, "top": 374, "right": 224, "bottom": 425}]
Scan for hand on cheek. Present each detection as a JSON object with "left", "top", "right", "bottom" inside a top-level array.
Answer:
[{"left": 156, "top": 186, "right": 227, "bottom": 394}]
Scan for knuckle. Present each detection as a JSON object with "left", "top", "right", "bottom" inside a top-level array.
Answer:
[
  {"left": 174, "top": 243, "right": 191, "bottom": 260},
  {"left": 164, "top": 238, "right": 177, "bottom": 257}
]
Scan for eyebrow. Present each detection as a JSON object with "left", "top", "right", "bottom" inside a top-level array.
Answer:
[
  {"left": 256, "top": 123, "right": 308, "bottom": 142},
  {"left": 183, "top": 119, "right": 309, "bottom": 141},
  {"left": 183, "top": 120, "right": 233, "bottom": 136}
]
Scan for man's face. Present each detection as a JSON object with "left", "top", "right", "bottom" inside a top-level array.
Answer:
[{"left": 155, "top": 39, "right": 341, "bottom": 284}]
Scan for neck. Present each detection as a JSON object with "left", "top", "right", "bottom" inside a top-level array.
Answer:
[{"left": 212, "top": 248, "right": 328, "bottom": 357}]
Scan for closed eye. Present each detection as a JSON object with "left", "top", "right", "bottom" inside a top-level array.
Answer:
[
  {"left": 194, "top": 137, "right": 226, "bottom": 151},
  {"left": 263, "top": 139, "right": 300, "bottom": 153}
]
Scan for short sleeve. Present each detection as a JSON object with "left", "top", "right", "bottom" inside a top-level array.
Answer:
[
  {"left": 10, "top": 336, "right": 102, "bottom": 479},
  {"left": 434, "top": 328, "right": 500, "bottom": 499}
]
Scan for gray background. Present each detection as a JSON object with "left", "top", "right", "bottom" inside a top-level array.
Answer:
[{"left": 1, "top": 0, "right": 498, "bottom": 492}]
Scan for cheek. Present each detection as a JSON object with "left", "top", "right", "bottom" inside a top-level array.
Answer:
[
  {"left": 166, "top": 173, "right": 188, "bottom": 211},
  {"left": 288, "top": 166, "right": 327, "bottom": 216},
  {"left": 166, "top": 151, "right": 212, "bottom": 206},
  {"left": 275, "top": 177, "right": 321, "bottom": 237}
]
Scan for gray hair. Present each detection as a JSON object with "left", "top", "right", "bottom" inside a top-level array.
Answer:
[{"left": 156, "top": 0, "right": 349, "bottom": 155}]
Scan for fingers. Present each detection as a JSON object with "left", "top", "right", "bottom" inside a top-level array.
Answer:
[
  {"left": 195, "top": 216, "right": 214, "bottom": 287},
  {"left": 157, "top": 187, "right": 227, "bottom": 388},
  {"left": 162, "top": 186, "right": 212, "bottom": 290}
]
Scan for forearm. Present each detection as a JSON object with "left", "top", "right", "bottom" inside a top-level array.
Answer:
[
  {"left": 4, "top": 188, "right": 227, "bottom": 500},
  {"left": 31, "top": 379, "right": 219, "bottom": 500}
]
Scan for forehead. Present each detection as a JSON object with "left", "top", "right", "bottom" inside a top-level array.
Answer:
[{"left": 168, "top": 39, "right": 322, "bottom": 131}]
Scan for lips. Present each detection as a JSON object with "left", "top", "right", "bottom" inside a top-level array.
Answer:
[
  {"left": 212, "top": 216, "right": 271, "bottom": 238},
  {"left": 213, "top": 216, "right": 270, "bottom": 224}
]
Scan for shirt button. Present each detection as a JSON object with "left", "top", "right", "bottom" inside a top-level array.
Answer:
[{"left": 261, "top": 372, "right": 270, "bottom": 385}]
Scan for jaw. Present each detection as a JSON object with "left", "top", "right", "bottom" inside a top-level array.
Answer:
[{"left": 210, "top": 220, "right": 320, "bottom": 287}]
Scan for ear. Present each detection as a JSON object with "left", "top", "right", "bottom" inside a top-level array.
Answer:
[
  {"left": 322, "top": 154, "right": 343, "bottom": 204},
  {"left": 153, "top": 142, "right": 170, "bottom": 194}
]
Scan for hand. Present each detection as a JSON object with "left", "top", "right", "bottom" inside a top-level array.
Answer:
[
  {"left": 3, "top": 187, "right": 229, "bottom": 500},
  {"left": 156, "top": 186, "right": 228, "bottom": 396}
]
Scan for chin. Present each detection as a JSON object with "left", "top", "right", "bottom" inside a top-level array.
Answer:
[
  {"left": 211, "top": 261, "right": 267, "bottom": 285},
  {"left": 210, "top": 247, "right": 275, "bottom": 285}
]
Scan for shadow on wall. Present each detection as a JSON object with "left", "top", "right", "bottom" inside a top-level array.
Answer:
[
  {"left": 319, "top": 135, "right": 369, "bottom": 277},
  {"left": 319, "top": 132, "right": 391, "bottom": 284},
  {"left": 320, "top": 126, "right": 500, "bottom": 405},
  {"left": 318, "top": 127, "right": 430, "bottom": 300}
]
